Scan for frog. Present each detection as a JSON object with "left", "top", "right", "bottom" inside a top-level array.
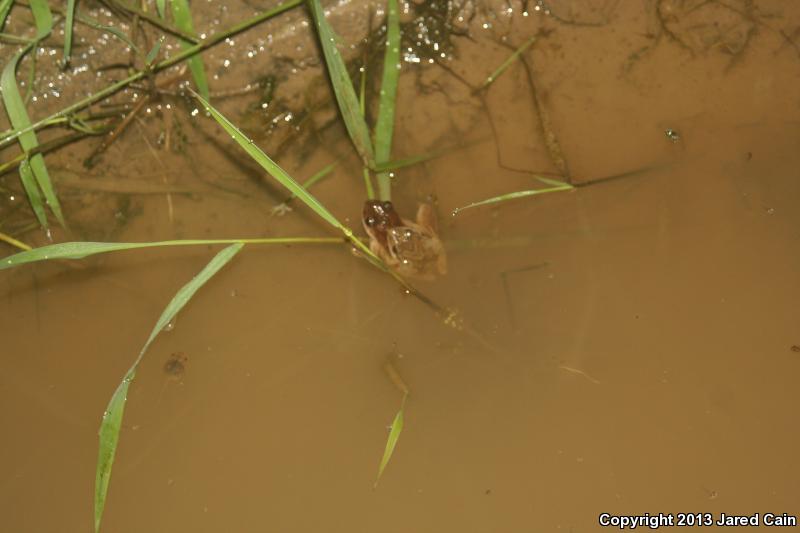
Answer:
[{"left": 362, "top": 200, "right": 447, "bottom": 280}]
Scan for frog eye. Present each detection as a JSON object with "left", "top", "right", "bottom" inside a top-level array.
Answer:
[{"left": 365, "top": 216, "right": 377, "bottom": 227}]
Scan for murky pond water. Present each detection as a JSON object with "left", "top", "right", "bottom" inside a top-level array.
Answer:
[{"left": 2, "top": 1, "right": 800, "bottom": 531}]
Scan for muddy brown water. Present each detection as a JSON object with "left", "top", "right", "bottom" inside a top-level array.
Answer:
[{"left": 2, "top": 1, "right": 800, "bottom": 531}]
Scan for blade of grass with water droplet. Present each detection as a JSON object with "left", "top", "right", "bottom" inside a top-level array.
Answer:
[
  {"left": 94, "top": 242, "right": 242, "bottom": 533},
  {"left": 374, "top": 0, "right": 400, "bottom": 201},
  {"left": 307, "top": 0, "right": 374, "bottom": 167},
  {"left": 63, "top": 0, "right": 76, "bottom": 66},
  {"left": 0, "top": 237, "right": 342, "bottom": 270},
  {"left": 452, "top": 177, "right": 574, "bottom": 216},
  {"left": 170, "top": 0, "right": 209, "bottom": 100},
  {"left": 0, "top": 0, "right": 65, "bottom": 228},
  {"left": 375, "top": 395, "right": 406, "bottom": 487}
]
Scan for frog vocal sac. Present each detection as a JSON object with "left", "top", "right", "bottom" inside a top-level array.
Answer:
[{"left": 362, "top": 200, "right": 447, "bottom": 280}]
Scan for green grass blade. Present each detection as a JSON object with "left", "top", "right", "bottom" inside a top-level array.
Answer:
[
  {"left": 375, "top": 395, "right": 406, "bottom": 487},
  {"left": 0, "top": 0, "right": 13, "bottom": 32},
  {"left": 17, "top": 158, "right": 47, "bottom": 227},
  {"left": 481, "top": 35, "right": 536, "bottom": 89},
  {"left": 192, "top": 90, "right": 345, "bottom": 230},
  {"left": 63, "top": 0, "right": 76, "bottom": 66},
  {"left": 374, "top": 0, "right": 400, "bottom": 201},
  {"left": 94, "top": 243, "right": 243, "bottom": 533},
  {"left": 155, "top": 0, "right": 166, "bottom": 19},
  {"left": 1, "top": 1, "right": 65, "bottom": 229},
  {"left": 94, "top": 369, "right": 129, "bottom": 533},
  {"left": 28, "top": 0, "right": 52, "bottom": 31},
  {"left": 170, "top": 0, "right": 209, "bottom": 100},
  {"left": 145, "top": 36, "right": 165, "bottom": 66},
  {"left": 358, "top": 61, "right": 375, "bottom": 199},
  {"left": 452, "top": 177, "right": 574, "bottom": 216},
  {"left": 362, "top": 167, "right": 375, "bottom": 200},
  {"left": 1, "top": 237, "right": 342, "bottom": 270},
  {"left": 359, "top": 57, "right": 367, "bottom": 117},
  {"left": 307, "top": 0, "right": 375, "bottom": 167}
]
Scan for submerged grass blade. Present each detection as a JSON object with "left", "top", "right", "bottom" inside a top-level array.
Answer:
[
  {"left": 300, "top": 162, "right": 336, "bottom": 192},
  {"left": 0, "top": 237, "right": 342, "bottom": 269},
  {"left": 375, "top": 395, "right": 406, "bottom": 487},
  {"left": 0, "top": 231, "right": 32, "bottom": 251},
  {"left": 0, "top": 0, "right": 65, "bottom": 228},
  {"left": 94, "top": 243, "right": 243, "bottom": 533},
  {"left": 307, "top": 0, "right": 374, "bottom": 167},
  {"left": 271, "top": 162, "right": 338, "bottom": 214},
  {"left": 63, "top": 0, "right": 76, "bottom": 66},
  {"left": 170, "top": 0, "right": 209, "bottom": 100},
  {"left": 373, "top": 151, "right": 440, "bottom": 173},
  {"left": 374, "top": 0, "right": 400, "bottom": 201},
  {"left": 481, "top": 35, "right": 536, "bottom": 89},
  {"left": 452, "top": 177, "right": 574, "bottom": 216}
]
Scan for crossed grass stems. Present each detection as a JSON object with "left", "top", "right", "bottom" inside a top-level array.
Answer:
[{"left": 0, "top": 1, "right": 583, "bottom": 530}]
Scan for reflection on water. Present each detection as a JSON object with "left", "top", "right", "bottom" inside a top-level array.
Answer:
[{"left": 1, "top": 1, "right": 800, "bottom": 531}]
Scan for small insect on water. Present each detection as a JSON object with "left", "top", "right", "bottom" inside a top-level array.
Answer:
[{"left": 362, "top": 200, "right": 447, "bottom": 280}]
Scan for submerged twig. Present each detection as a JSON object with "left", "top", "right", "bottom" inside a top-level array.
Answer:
[
  {"left": 0, "top": 129, "right": 95, "bottom": 176},
  {"left": 516, "top": 53, "right": 570, "bottom": 179},
  {"left": 84, "top": 95, "right": 148, "bottom": 168}
]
